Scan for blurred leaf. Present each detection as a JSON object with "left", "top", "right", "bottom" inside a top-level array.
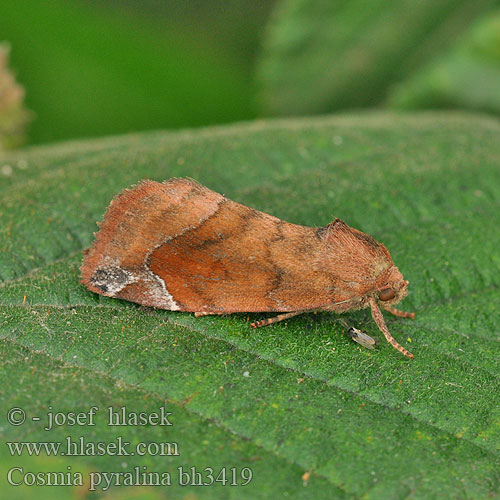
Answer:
[
  {"left": 257, "top": 0, "right": 498, "bottom": 116},
  {"left": 0, "top": 44, "right": 31, "bottom": 150},
  {"left": 1, "top": 112, "right": 500, "bottom": 498},
  {"left": 106, "top": 0, "right": 277, "bottom": 69},
  {"left": 0, "top": 0, "right": 255, "bottom": 145},
  {"left": 388, "top": 10, "right": 500, "bottom": 114}
]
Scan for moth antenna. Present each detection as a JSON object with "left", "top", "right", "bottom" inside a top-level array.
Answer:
[
  {"left": 251, "top": 311, "right": 303, "bottom": 328},
  {"left": 369, "top": 298, "right": 414, "bottom": 359},
  {"left": 383, "top": 305, "right": 415, "bottom": 319}
]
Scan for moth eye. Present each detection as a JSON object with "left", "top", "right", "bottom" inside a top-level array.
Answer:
[{"left": 378, "top": 288, "right": 396, "bottom": 301}]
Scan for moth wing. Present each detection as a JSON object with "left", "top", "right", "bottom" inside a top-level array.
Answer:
[
  {"left": 82, "top": 179, "right": 333, "bottom": 312},
  {"left": 148, "top": 198, "right": 334, "bottom": 312},
  {"left": 82, "top": 178, "right": 226, "bottom": 308}
]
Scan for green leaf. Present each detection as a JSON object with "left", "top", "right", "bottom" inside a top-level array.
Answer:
[
  {"left": 0, "top": 0, "right": 255, "bottom": 145},
  {"left": 387, "top": 10, "right": 500, "bottom": 115},
  {"left": 1, "top": 112, "right": 499, "bottom": 498},
  {"left": 257, "top": 0, "right": 498, "bottom": 116}
]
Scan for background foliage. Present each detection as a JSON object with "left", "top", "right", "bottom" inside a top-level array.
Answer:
[
  {"left": 386, "top": 9, "right": 500, "bottom": 115},
  {"left": 0, "top": 0, "right": 272, "bottom": 145},
  {"left": 257, "top": 0, "right": 500, "bottom": 117},
  {"left": 1, "top": 0, "right": 500, "bottom": 147}
]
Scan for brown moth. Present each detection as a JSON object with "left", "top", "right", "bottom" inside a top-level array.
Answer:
[{"left": 81, "top": 178, "right": 416, "bottom": 358}]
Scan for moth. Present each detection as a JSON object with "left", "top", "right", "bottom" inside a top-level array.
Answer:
[{"left": 81, "top": 178, "right": 416, "bottom": 358}]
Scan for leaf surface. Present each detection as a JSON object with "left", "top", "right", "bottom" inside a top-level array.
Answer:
[{"left": 1, "top": 112, "right": 499, "bottom": 499}]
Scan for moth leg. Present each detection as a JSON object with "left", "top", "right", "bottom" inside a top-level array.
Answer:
[
  {"left": 369, "top": 298, "right": 414, "bottom": 359},
  {"left": 383, "top": 305, "right": 415, "bottom": 319},
  {"left": 251, "top": 312, "right": 303, "bottom": 329},
  {"left": 194, "top": 312, "right": 225, "bottom": 318}
]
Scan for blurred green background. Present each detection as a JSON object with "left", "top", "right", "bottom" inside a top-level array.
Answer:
[
  {"left": 0, "top": 0, "right": 275, "bottom": 145},
  {"left": 0, "top": 0, "right": 499, "bottom": 147}
]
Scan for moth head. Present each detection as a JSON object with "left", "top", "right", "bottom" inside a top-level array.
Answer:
[{"left": 375, "top": 266, "right": 409, "bottom": 305}]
